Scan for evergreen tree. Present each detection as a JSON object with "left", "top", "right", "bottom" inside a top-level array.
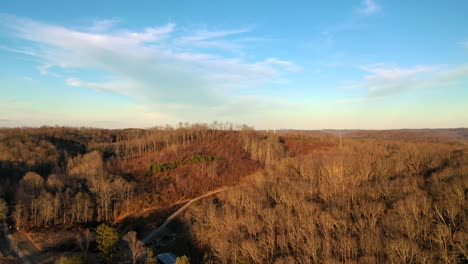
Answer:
[
  {"left": 175, "top": 255, "right": 190, "bottom": 264},
  {"left": 146, "top": 248, "right": 157, "bottom": 263},
  {"left": 96, "top": 223, "right": 119, "bottom": 262}
]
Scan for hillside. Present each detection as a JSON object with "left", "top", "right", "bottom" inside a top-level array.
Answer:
[{"left": 0, "top": 126, "right": 466, "bottom": 263}]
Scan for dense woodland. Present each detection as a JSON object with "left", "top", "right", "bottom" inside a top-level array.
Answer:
[
  {"left": 0, "top": 125, "right": 467, "bottom": 263},
  {"left": 185, "top": 139, "right": 468, "bottom": 263}
]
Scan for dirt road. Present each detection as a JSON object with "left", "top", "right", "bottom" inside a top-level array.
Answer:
[
  {"left": 9, "top": 231, "right": 36, "bottom": 264},
  {"left": 142, "top": 187, "right": 227, "bottom": 244}
]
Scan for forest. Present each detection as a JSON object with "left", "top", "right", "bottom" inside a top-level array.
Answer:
[
  {"left": 0, "top": 125, "right": 466, "bottom": 263},
  {"left": 185, "top": 139, "right": 467, "bottom": 263}
]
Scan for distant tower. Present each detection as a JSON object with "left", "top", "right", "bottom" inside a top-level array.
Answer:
[{"left": 339, "top": 131, "right": 343, "bottom": 148}]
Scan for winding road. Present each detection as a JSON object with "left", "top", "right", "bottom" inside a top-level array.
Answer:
[{"left": 142, "top": 187, "right": 227, "bottom": 244}]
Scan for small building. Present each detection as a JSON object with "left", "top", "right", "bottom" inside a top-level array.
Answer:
[{"left": 157, "top": 252, "right": 178, "bottom": 264}]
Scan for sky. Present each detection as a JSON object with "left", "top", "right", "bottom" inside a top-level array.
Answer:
[{"left": 0, "top": 0, "right": 467, "bottom": 129}]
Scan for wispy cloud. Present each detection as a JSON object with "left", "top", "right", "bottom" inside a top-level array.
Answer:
[
  {"left": 335, "top": 64, "right": 468, "bottom": 104},
  {"left": 463, "top": 40, "right": 468, "bottom": 48},
  {"left": 0, "top": 99, "right": 173, "bottom": 129},
  {"left": 0, "top": 14, "right": 299, "bottom": 112},
  {"left": 121, "top": 23, "right": 176, "bottom": 43},
  {"left": 177, "top": 27, "right": 256, "bottom": 53},
  {"left": 66, "top": 77, "right": 117, "bottom": 92},
  {"left": 37, "top": 64, "right": 60, "bottom": 77},
  {"left": 331, "top": 96, "right": 384, "bottom": 105},
  {"left": 264, "top": 58, "right": 303, "bottom": 72},
  {"left": 358, "top": 0, "right": 380, "bottom": 15},
  {"left": 361, "top": 64, "right": 440, "bottom": 96},
  {"left": 65, "top": 77, "right": 149, "bottom": 99},
  {"left": 181, "top": 28, "right": 251, "bottom": 42},
  {"left": 89, "top": 19, "right": 119, "bottom": 32},
  {"left": 0, "top": 45, "right": 41, "bottom": 57}
]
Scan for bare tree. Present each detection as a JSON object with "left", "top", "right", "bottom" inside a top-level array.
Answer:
[
  {"left": 123, "top": 230, "right": 145, "bottom": 264},
  {"left": 20, "top": 171, "right": 45, "bottom": 197},
  {"left": 0, "top": 198, "right": 7, "bottom": 221},
  {"left": 76, "top": 228, "right": 93, "bottom": 260}
]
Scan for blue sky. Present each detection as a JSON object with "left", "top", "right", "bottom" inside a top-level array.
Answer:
[{"left": 1, "top": 0, "right": 467, "bottom": 129}]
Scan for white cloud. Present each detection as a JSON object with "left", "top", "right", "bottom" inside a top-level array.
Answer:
[
  {"left": 0, "top": 14, "right": 299, "bottom": 110},
  {"left": 358, "top": 0, "right": 380, "bottom": 15}
]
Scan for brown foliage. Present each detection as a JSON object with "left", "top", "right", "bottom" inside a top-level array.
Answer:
[
  {"left": 1, "top": 127, "right": 466, "bottom": 263},
  {"left": 185, "top": 140, "right": 468, "bottom": 263}
]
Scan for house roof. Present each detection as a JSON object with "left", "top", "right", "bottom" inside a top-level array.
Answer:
[{"left": 157, "top": 252, "right": 178, "bottom": 264}]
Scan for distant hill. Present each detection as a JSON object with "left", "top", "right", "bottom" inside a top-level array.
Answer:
[
  {"left": 341, "top": 128, "right": 468, "bottom": 144},
  {"left": 270, "top": 128, "right": 468, "bottom": 144}
]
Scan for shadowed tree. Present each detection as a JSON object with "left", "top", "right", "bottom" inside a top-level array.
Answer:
[
  {"left": 76, "top": 228, "right": 93, "bottom": 261},
  {"left": 20, "top": 171, "right": 44, "bottom": 197}
]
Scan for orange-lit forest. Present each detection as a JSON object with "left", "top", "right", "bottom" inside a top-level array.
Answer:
[
  {"left": 0, "top": 125, "right": 466, "bottom": 263},
  {"left": 186, "top": 139, "right": 467, "bottom": 263}
]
